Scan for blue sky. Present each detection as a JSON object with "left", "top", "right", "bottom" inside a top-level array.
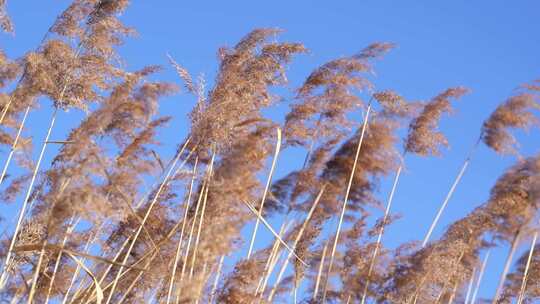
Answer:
[{"left": 1, "top": 0, "right": 540, "bottom": 302}]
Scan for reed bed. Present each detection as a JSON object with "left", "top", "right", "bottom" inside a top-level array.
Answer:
[{"left": 0, "top": 1, "right": 539, "bottom": 303}]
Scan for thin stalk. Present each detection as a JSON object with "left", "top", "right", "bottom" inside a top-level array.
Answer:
[
  {"left": 189, "top": 153, "right": 215, "bottom": 279},
  {"left": 471, "top": 250, "right": 490, "bottom": 304},
  {"left": 27, "top": 241, "right": 48, "bottom": 304},
  {"left": 79, "top": 146, "right": 196, "bottom": 304},
  {"left": 194, "top": 261, "right": 208, "bottom": 304},
  {"left": 208, "top": 255, "right": 225, "bottom": 304},
  {"left": 517, "top": 231, "right": 538, "bottom": 304},
  {"left": 62, "top": 225, "right": 101, "bottom": 304},
  {"left": 44, "top": 217, "right": 80, "bottom": 303},
  {"left": 178, "top": 180, "right": 207, "bottom": 286},
  {"left": 409, "top": 275, "right": 427, "bottom": 304},
  {"left": 259, "top": 245, "right": 285, "bottom": 300},
  {"left": 322, "top": 102, "right": 372, "bottom": 303},
  {"left": 116, "top": 250, "right": 159, "bottom": 304},
  {"left": 247, "top": 127, "right": 282, "bottom": 258},
  {"left": 361, "top": 164, "right": 403, "bottom": 304},
  {"left": 493, "top": 230, "right": 522, "bottom": 304},
  {"left": 0, "top": 108, "right": 58, "bottom": 290},
  {"left": 255, "top": 220, "right": 290, "bottom": 297},
  {"left": 242, "top": 200, "right": 306, "bottom": 267},
  {"left": 0, "top": 105, "right": 30, "bottom": 185},
  {"left": 464, "top": 267, "right": 476, "bottom": 304},
  {"left": 79, "top": 204, "right": 196, "bottom": 304},
  {"left": 313, "top": 240, "right": 328, "bottom": 301},
  {"left": 422, "top": 137, "right": 481, "bottom": 247},
  {"left": 166, "top": 157, "right": 198, "bottom": 304},
  {"left": 267, "top": 187, "right": 325, "bottom": 302},
  {"left": 104, "top": 139, "right": 190, "bottom": 304},
  {"left": 435, "top": 250, "right": 464, "bottom": 303},
  {"left": 188, "top": 184, "right": 209, "bottom": 279},
  {"left": 447, "top": 279, "right": 459, "bottom": 304}
]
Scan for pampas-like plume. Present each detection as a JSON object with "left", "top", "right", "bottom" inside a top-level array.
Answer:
[
  {"left": 405, "top": 87, "right": 468, "bottom": 156},
  {"left": 188, "top": 28, "right": 306, "bottom": 161},
  {"left": 482, "top": 90, "right": 539, "bottom": 155}
]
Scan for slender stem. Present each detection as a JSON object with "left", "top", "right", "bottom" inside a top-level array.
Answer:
[
  {"left": 422, "top": 137, "right": 481, "bottom": 247},
  {"left": 63, "top": 225, "right": 101, "bottom": 304},
  {"left": 361, "top": 164, "right": 402, "bottom": 304},
  {"left": 189, "top": 154, "right": 215, "bottom": 279},
  {"left": 242, "top": 200, "right": 306, "bottom": 267},
  {"left": 517, "top": 231, "right": 538, "bottom": 304},
  {"left": 178, "top": 180, "right": 206, "bottom": 287},
  {"left": 27, "top": 240, "right": 48, "bottom": 304},
  {"left": 267, "top": 187, "right": 324, "bottom": 302},
  {"left": 104, "top": 139, "right": 190, "bottom": 304},
  {"left": 44, "top": 217, "right": 79, "bottom": 303},
  {"left": 166, "top": 157, "right": 198, "bottom": 304},
  {"left": 117, "top": 250, "right": 159, "bottom": 304},
  {"left": 0, "top": 105, "right": 30, "bottom": 185},
  {"left": 493, "top": 230, "right": 522, "bottom": 304},
  {"left": 322, "top": 103, "right": 372, "bottom": 303},
  {"left": 463, "top": 267, "right": 476, "bottom": 304},
  {"left": 313, "top": 240, "right": 328, "bottom": 301},
  {"left": 259, "top": 244, "right": 285, "bottom": 300},
  {"left": 208, "top": 255, "right": 225, "bottom": 304},
  {"left": 0, "top": 109, "right": 58, "bottom": 290},
  {"left": 188, "top": 183, "right": 209, "bottom": 279},
  {"left": 471, "top": 250, "right": 490, "bottom": 304},
  {"left": 255, "top": 220, "right": 290, "bottom": 297},
  {"left": 247, "top": 128, "right": 282, "bottom": 258}
]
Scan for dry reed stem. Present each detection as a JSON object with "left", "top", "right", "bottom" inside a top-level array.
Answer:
[
  {"left": 166, "top": 157, "right": 198, "bottom": 304},
  {"left": 259, "top": 243, "right": 286, "bottom": 301},
  {"left": 27, "top": 241, "right": 48, "bottom": 303},
  {"left": 0, "top": 105, "right": 30, "bottom": 185},
  {"left": 422, "top": 137, "right": 481, "bottom": 247},
  {"left": 29, "top": 177, "right": 73, "bottom": 303},
  {"left": 437, "top": 250, "right": 465, "bottom": 303},
  {"left": 189, "top": 152, "right": 215, "bottom": 279},
  {"left": 256, "top": 222, "right": 290, "bottom": 301},
  {"left": 117, "top": 250, "right": 160, "bottom": 304},
  {"left": 178, "top": 180, "right": 207, "bottom": 287},
  {"left": 104, "top": 138, "right": 191, "bottom": 304},
  {"left": 242, "top": 199, "right": 307, "bottom": 267},
  {"left": 471, "top": 250, "right": 490, "bottom": 304},
  {"left": 247, "top": 127, "right": 282, "bottom": 258},
  {"left": 0, "top": 108, "right": 58, "bottom": 291},
  {"left": 516, "top": 231, "right": 538, "bottom": 304},
  {"left": 313, "top": 240, "right": 328, "bottom": 301},
  {"left": 208, "top": 255, "right": 225, "bottom": 303},
  {"left": 188, "top": 184, "right": 209, "bottom": 278},
  {"left": 194, "top": 260, "right": 208, "bottom": 304},
  {"left": 267, "top": 187, "right": 325, "bottom": 302},
  {"left": 322, "top": 102, "right": 372, "bottom": 303},
  {"left": 464, "top": 267, "right": 476, "bottom": 304},
  {"left": 81, "top": 148, "right": 197, "bottom": 303},
  {"left": 361, "top": 164, "right": 403, "bottom": 304},
  {"left": 67, "top": 252, "right": 104, "bottom": 304},
  {"left": 62, "top": 225, "right": 102, "bottom": 304},
  {"left": 493, "top": 230, "right": 522, "bottom": 304},
  {"left": 255, "top": 219, "right": 291, "bottom": 297},
  {"left": 44, "top": 217, "right": 80, "bottom": 303}
]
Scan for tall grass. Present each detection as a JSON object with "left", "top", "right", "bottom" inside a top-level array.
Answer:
[{"left": 0, "top": 1, "right": 539, "bottom": 303}]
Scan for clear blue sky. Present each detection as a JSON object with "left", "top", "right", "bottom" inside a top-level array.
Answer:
[{"left": 1, "top": 1, "right": 540, "bottom": 302}]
